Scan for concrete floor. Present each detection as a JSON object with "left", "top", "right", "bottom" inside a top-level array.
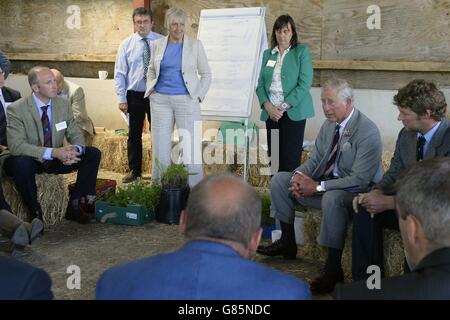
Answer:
[{"left": 1, "top": 219, "right": 330, "bottom": 300}]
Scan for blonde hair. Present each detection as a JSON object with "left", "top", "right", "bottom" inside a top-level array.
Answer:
[{"left": 165, "top": 7, "right": 187, "bottom": 29}]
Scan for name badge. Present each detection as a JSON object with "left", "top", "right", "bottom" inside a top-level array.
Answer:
[
  {"left": 55, "top": 121, "right": 67, "bottom": 131},
  {"left": 266, "top": 60, "right": 276, "bottom": 67}
]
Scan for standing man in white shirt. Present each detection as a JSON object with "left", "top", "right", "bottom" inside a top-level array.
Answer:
[{"left": 114, "top": 7, "right": 162, "bottom": 183}]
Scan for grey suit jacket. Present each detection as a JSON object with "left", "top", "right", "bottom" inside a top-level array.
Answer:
[
  {"left": 144, "top": 35, "right": 212, "bottom": 102},
  {"left": 6, "top": 95, "right": 85, "bottom": 162},
  {"left": 334, "top": 247, "right": 450, "bottom": 300},
  {"left": 297, "top": 108, "right": 383, "bottom": 192},
  {"left": 62, "top": 80, "right": 95, "bottom": 136},
  {"left": 377, "top": 117, "right": 450, "bottom": 193}
]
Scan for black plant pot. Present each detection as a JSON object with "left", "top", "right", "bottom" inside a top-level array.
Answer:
[{"left": 156, "top": 186, "right": 190, "bottom": 224}]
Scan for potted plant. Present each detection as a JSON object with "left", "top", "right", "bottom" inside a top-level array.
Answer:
[
  {"left": 95, "top": 180, "right": 160, "bottom": 226},
  {"left": 156, "top": 162, "right": 192, "bottom": 225}
]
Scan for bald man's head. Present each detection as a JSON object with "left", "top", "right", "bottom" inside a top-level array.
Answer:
[
  {"left": 50, "top": 68, "right": 64, "bottom": 93},
  {"left": 184, "top": 174, "right": 261, "bottom": 247}
]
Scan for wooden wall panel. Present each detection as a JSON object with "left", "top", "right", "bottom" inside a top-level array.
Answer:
[
  {"left": 0, "top": 0, "right": 133, "bottom": 56},
  {"left": 322, "top": 0, "right": 450, "bottom": 62}
]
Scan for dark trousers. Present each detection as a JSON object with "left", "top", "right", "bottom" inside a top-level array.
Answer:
[
  {"left": 4, "top": 147, "right": 101, "bottom": 220},
  {"left": 352, "top": 205, "right": 399, "bottom": 281},
  {"left": 127, "top": 90, "right": 150, "bottom": 176},
  {"left": 266, "top": 114, "right": 306, "bottom": 173}
]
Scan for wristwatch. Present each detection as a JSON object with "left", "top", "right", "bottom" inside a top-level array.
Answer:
[{"left": 316, "top": 183, "right": 325, "bottom": 192}]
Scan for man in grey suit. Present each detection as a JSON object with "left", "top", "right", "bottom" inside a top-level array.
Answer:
[
  {"left": 258, "top": 78, "right": 383, "bottom": 294},
  {"left": 4, "top": 66, "right": 101, "bottom": 225},
  {"left": 352, "top": 79, "right": 450, "bottom": 281},
  {"left": 335, "top": 157, "right": 450, "bottom": 299},
  {"left": 51, "top": 69, "right": 95, "bottom": 146}
]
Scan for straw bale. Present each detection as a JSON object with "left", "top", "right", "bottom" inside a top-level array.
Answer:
[
  {"left": 1, "top": 174, "right": 69, "bottom": 225},
  {"left": 92, "top": 131, "right": 152, "bottom": 174}
]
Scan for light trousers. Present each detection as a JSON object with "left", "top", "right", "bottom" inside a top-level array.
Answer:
[{"left": 149, "top": 92, "right": 203, "bottom": 187}]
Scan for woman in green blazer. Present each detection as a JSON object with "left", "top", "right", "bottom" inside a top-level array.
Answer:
[{"left": 256, "top": 15, "right": 314, "bottom": 172}]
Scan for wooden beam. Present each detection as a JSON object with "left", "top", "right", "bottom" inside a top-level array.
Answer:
[
  {"left": 314, "top": 60, "right": 450, "bottom": 72},
  {"left": 6, "top": 52, "right": 116, "bottom": 63},
  {"left": 6, "top": 52, "right": 450, "bottom": 72}
]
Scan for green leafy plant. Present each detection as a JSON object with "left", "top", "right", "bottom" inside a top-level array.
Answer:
[
  {"left": 106, "top": 180, "right": 161, "bottom": 210},
  {"left": 156, "top": 159, "right": 195, "bottom": 189},
  {"left": 259, "top": 191, "right": 274, "bottom": 226}
]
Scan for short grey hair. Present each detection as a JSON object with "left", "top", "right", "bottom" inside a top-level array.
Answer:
[
  {"left": 184, "top": 173, "right": 261, "bottom": 247},
  {"left": 165, "top": 7, "right": 187, "bottom": 30},
  {"left": 323, "top": 78, "right": 354, "bottom": 104},
  {"left": 395, "top": 157, "right": 450, "bottom": 247},
  {"left": 28, "top": 66, "right": 49, "bottom": 87}
]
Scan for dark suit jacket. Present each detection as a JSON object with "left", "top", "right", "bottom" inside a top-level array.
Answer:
[
  {"left": 377, "top": 118, "right": 450, "bottom": 193},
  {"left": 0, "top": 256, "right": 53, "bottom": 300},
  {"left": 96, "top": 240, "right": 312, "bottom": 300},
  {"left": 334, "top": 247, "right": 450, "bottom": 299},
  {"left": 1, "top": 86, "right": 21, "bottom": 103}
]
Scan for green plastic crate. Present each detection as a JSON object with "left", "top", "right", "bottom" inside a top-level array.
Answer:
[{"left": 95, "top": 201, "right": 155, "bottom": 226}]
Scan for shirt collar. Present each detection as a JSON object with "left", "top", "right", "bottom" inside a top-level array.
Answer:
[
  {"left": 419, "top": 121, "right": 441, "bottom": 141},
  {"left": 32, "top": 92, "right": 52, "bottom": 109},
  {"left": 137, "top": 32, "right": 152, "bottom": 41},
  {"left": 271, "top": 46, "right": 291, "bottom": 55},
  {"left": 337, "top": 107, "right": 355, "bottom": 129}
]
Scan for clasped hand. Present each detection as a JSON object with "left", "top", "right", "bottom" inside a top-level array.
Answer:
[
  {"left": 289, "top": 173, "right": 318, "bottom": 198},
  {"left": 53, "top": 145, "right": 81, "bottom": 165}
]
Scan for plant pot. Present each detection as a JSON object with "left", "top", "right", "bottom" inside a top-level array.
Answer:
[{"left": 156, "top": 186, "right": 190, "bottom": 225}]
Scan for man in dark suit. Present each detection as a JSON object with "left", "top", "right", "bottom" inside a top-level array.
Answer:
[
  {"left": 258, "top": 79, "right": 383, "bottom": 294},
  {"left": 335, "top": 157, "right": 450, "bottom": 299},
  {"left": 0, "top": 255, "right": 53, "bottom": 299},
  {"left": 351, "top": 79, "right": 450, "bottom": 281},
  {"left": 5, "top": 66, "right": 101, "bottom": 224},
  {"left": 96, "top": 173, "right": 311, "bottom": 300}
]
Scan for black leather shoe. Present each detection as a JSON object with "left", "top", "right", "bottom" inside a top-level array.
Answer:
[
  {"left": 122, "top": 171, "right": 141, "bottom": 183},
  {"left": 310, "top": 269, "right": 344, "bottom": 295},
  {"left": 257, "top": 240, "right": 297, "bottom": 259},
  {"left": 66, "top": 205, "right": 91, "bottom": 224}
]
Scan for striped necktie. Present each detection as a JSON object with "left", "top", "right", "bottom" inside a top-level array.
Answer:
[
  {"left": 323, "top": 124, "right": 340, "bottom": 178},
  {"left": 143, "top": 38, "right": 150, "bottom": 81},
  {"left": 416, "top": 135, "right": 426, "bottom": 161},
  {"left": 41, "top": 105, "right": 52, "bottom": 147}
]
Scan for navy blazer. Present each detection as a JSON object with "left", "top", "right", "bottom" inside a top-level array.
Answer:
[
  {"left": 334, "top": 247, "right": 450, "bottom": 300},
  {"left": 0, "top": 256, "right": 53, "bottom": 300},
  {"left": 96, "top": 240, "right": 311, "bottom": 300},
  {"left": 1, "top": 86, "right": 21, "bottom": 103}
]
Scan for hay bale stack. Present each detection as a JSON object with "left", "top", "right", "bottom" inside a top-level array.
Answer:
[
  {"left": 382, "top": 151, "right": 394, "bottom": 172},
  {"left": 1, "top": 174, "right": 69, "bottom": 225},
  {"left": 299, "top": 208, "right": 404, "bottom": 279},
  {"left": 92, "top": 131, "right": 152, "bottom": 174}
]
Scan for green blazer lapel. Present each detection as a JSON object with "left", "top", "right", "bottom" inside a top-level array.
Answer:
[
  {"left": 27, "top": 95, "right": 45, "bottom": 146},
  {"left": 264, "top": 51, "right": 277, "bottom": 90},
  {"left": 425, "top": 118, "right": 449, "bottom": 159},
  {"left": 51, "top": 99, "right": 60, "bottom": 148}
]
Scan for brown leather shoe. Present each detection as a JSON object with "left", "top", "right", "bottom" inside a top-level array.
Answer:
[
  {"left": 66, "top": 205, "right": 91, "bottom": 224},
  {"left": 310, "top": 269, "right": 344, "bottom": 295},
  {"left": 122, "top": 171, "right": 141, "bottom": 183},
  {"left": 257, "top": 240, "right": 297, "bottom": 259}
]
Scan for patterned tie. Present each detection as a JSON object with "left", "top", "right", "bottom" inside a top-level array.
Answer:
[
  {"left": 323, "top": 124, "right": 341, "bottom": 178},
  {"left": 41, "top": 105, "right": 52, "bottom": 147},
  {"left": 0, "top": 100, "right": 7, "bottom": 146},
  {"left": 143, "top": 38, "right": 151, "bottom": 81},
  {"left": 416, "top": 135, "right": 426, "bottom": 161}
]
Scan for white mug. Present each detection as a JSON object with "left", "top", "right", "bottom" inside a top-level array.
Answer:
[
  {"left": 271, "top": 230, "right": 282, "bottom": 243},
  {"left": 98, "top": 70, "right": 108, "bottom": 80}
]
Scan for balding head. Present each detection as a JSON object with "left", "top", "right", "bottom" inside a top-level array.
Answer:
[
  {"left": 50, "top": 68, "right": 64, "bottom": 93},
  {"left": 183, "top": 173, "right": 261, "bottom": 248}
]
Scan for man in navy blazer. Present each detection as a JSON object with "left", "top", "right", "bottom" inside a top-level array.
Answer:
[
  {"left": 335, "top": 158, "right": 450, "bottom": 299},
  {"left": 0, "top": 255, "right": 53, "bottom": 300},
  {"left": 96, "top": 173, "right": 311, "bottom": 300}
]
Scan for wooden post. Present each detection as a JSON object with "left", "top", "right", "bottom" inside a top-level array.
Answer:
[{"left": 132, "top": 0, "right": 150, "bottom": 9}]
